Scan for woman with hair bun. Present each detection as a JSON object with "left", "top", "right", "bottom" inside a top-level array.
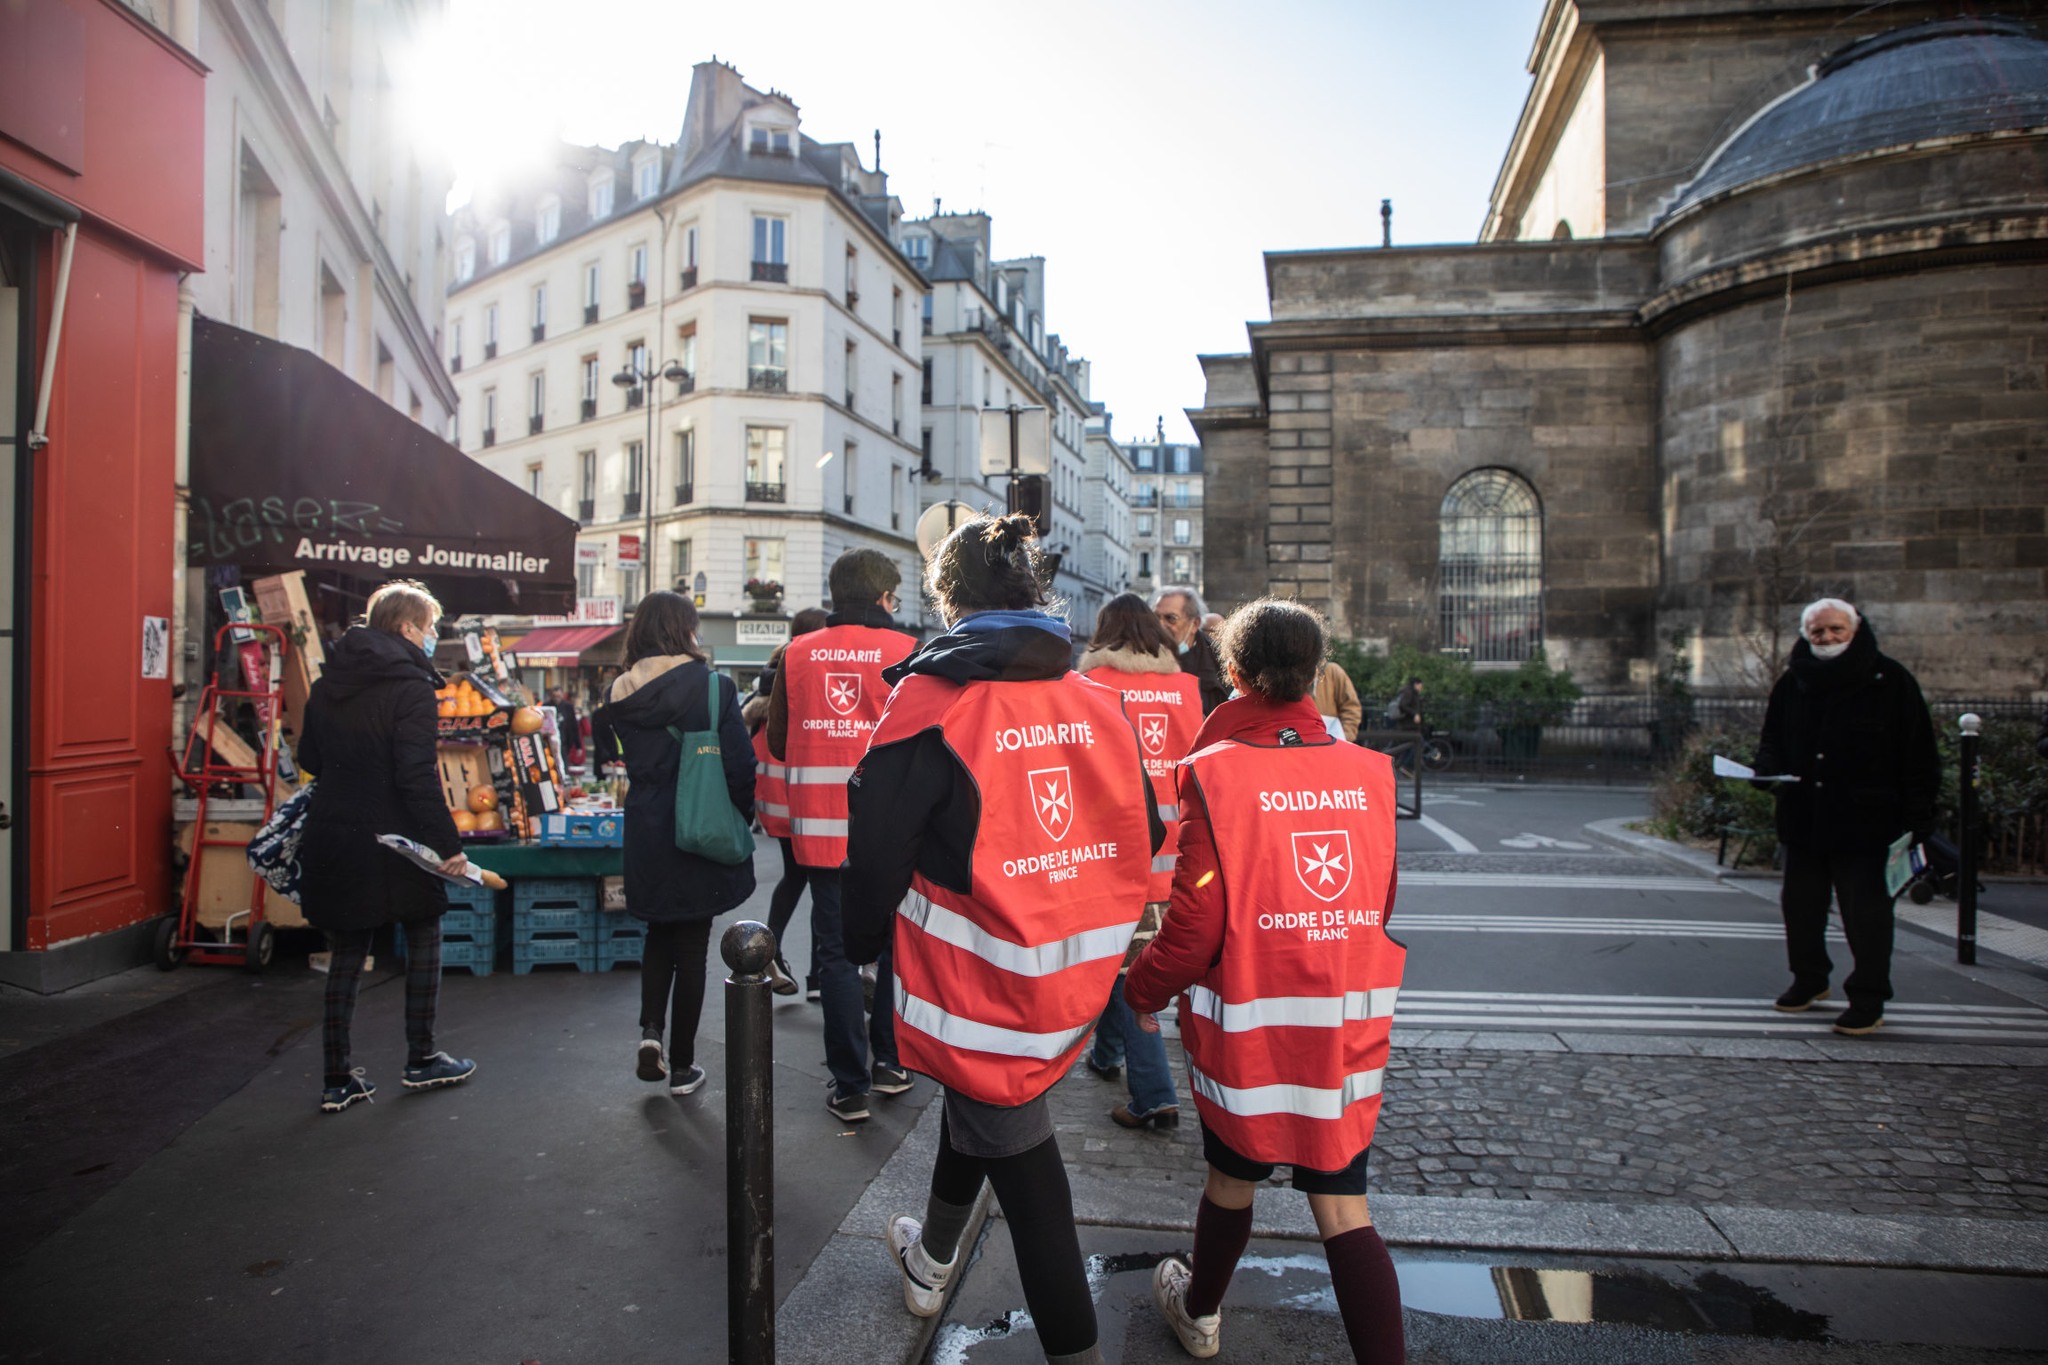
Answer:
[
  {"left": 1127, "top": 597, "right": 1407, "bottom": 1364},
  {"left": 844, "top": 514, "right": 1162, "bottom": 1364}
]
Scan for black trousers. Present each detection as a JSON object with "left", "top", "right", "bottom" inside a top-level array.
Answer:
[
  {"left": 1780, "top": 844, "right": 1895, "bottom": 1007},
  {"left": 640, "top": 920, "right": 712, "bottom": 1067}
]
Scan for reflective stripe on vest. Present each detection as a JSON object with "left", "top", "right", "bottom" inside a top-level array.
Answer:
[
  {"left": 1186, "top": 984, "right": 1400, "bottom": 1032},
  {"left": 1082, "top": 666, "right": 1203, "bottom": 901},
  {"left": 753, "top": 729, "right": 791, "bottom": 839},
  {"left": 1187, "top": 1059, "right": 1386, "bottom": 1121},
  {"left": 872, "top": 671, "right": 1152, "bottom": 1108},
  {"left": 784, "top": 624, "right": 916, "bottom": 867},
  {"left": 895, "top": 981, "right": 1097, "bottom": 1061},
  {"left": 900, "top": 889, "right": 1132, "bottom": 978},
  {"left": 1177, "top": 736, "right": 1404, "bottom": 1170}
]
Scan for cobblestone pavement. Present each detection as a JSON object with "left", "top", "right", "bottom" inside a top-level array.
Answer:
[{"left": 1049, "top": 1025, "right": 2048, "bottom": 1221}]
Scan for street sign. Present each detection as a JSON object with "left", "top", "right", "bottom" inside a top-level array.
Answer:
[
  {"left": 535, "top": 596, "right": 622, "bottom": 626},
  {"left": 736, "top": 619, "right": 791, "bottom": 646},
  {"left": 978, "top": 405, "right": 1050, "bottom": 477},
  {"left": 915, "top": 500, "right": 979, "bottom": 556},
  {"left": 575, "top": 542, "right": 603, "bottom": 567},
  {"left": 618, "top": 533, "right": 641, "bottom": 565}
]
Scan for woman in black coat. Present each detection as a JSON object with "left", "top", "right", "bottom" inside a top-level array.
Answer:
[
  {"left": 592, "top": 591, "right": 756, "bottom": 1096},
  {"left": 298, "top": 581, "right": 477, "bottom": 1113}
]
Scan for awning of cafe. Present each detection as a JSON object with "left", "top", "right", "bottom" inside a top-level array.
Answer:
[
  {"left": 187, "top": 315, "right": 577, "bottom": 615},
  {"left": 514, "top": 624, "right": 624, "bottom": 666}
]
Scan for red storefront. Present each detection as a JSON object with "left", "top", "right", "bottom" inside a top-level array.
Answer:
[{"left": 0, "top": 1, "right": 204, "bottom": 988}]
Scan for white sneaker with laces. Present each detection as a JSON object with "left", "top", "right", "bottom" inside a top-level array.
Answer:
[
  {"left": 887, "top": 1214, "right": 955, "bottom": 1318},
  {"left": 1153, "top": 1256, "right": 1220, "bottom": 1358}
]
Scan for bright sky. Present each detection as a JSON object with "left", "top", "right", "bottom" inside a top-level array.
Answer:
[{"left": 408, "top": 1, "right": 1542, "bottom": 444}]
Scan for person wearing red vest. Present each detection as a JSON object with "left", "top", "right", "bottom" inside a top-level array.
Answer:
[
  {"left": 1077, "top": 593, "right": 1203, "bottom": 1131},
  {"left": 844, "top": 515, "right": 1162, "bottom": 1365},
  {"left": 1127, "top": 598, "right": 1407, "bottom": 1364},
  {"left": 745, "top": 608, "right": 827, "bottom": 998},
  {"left": 769, "top": 551, "right": 918, "bottom": 1122}
]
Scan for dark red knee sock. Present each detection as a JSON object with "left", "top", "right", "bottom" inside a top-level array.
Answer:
[
  {"left": 1185, "top": 1195, "right": 1254, "bottom": 1318},
  {"left": 1324, "top": 1225, "right": 1405, "bottom": 1364}
]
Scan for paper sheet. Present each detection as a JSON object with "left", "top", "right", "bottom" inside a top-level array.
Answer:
[
  {"left": 377, "top": 833, "right": 487, "bottom": 885},
  {"left": 1712, "top": 755, "right": 1799, "bottom": 783}
]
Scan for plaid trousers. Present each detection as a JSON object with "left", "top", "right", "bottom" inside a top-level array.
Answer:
[{"left": 323, "top": 919, "right": 442, "bottom": 1084}]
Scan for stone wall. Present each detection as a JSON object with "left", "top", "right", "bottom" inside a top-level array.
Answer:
[{"left": 1656, "top": 262, "right": 2048, "bottom": 694}]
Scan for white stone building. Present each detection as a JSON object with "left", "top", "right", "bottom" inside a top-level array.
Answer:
[
  {"left": 1082, "top": 412, "right": 1135, "bottom": 601},
  {"left": 1124, "top": 431, "right": 1205, "bottom": 598},
  {"left": 189, "top": 0, "right": 454, "bottom": 427},
  {"left": 448, "top": 61, "right": 929, "bottom": 663},
  {"left": 900, "top": 211, "right": 1114, "bottom": 635}
]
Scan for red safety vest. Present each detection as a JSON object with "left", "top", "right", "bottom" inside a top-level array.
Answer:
[
  {"left": 753, "top": 728, "right": 790, "bottom": 840},
  {"left": 1083, "top": 666, "right": 1202, "bottom": 901},
  {"left": 869, "top": 672, "right": 1151, "bottom": 1107},
  {"left": 783, "top": 623, "right": 916, "bottom": 868},
  {"left": 1176, "top": 738, "right": 1403, "bottom": 1171}
]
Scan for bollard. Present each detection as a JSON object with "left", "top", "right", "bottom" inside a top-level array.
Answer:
[
  {"left": 1956, "top": 715, "right": 1980, "bottom": 966},
  {"left": 722, "top": 919, "right": 777, "bottom": 1365}
]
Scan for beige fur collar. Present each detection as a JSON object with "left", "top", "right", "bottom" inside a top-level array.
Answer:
[
  {"left": 608, "top": 653, "right": 693, "bottom": 702},
  {"left": 1076, "top": 644, "right": 1180, "bottom": 675}
]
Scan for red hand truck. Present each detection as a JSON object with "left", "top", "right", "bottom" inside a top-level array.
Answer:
[{"left": 162, "top": 622, "right": 291, "bottom": 971}]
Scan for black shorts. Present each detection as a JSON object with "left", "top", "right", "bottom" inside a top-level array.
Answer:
[{"left": 1202, "top": 1124, "right": 1371, "bottom": 1196}]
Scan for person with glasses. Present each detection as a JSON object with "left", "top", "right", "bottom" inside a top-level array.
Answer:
[
  {"left": 768, "top": 549, "right": 918, "bottom": 1121},
  {"left": 1152, "top": 585, "right": 1228, "bottom": 714},
  {"left": 298, "top": 580, "right": 477, "bottom": 1113}
]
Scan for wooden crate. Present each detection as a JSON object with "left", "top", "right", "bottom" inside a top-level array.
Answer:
[{"left": 176, "top": 820, "right": 307, "bottom": 929}]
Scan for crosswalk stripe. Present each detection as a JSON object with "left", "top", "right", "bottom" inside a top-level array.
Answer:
[
  {"left": 1392, "top": 1013, "right": 2048, "bottom": 1041},
  {"left": 1401, "top": 989, "right": 2045, "bottom": 1015},
  {"left": 1399, "top": 873, "right": 1736, "bottom": 892},
  {"left": 1385, "top": 988, "right": 2048, "bottom": 1041},
  {"left": 1395, "top": 915, "right": 1819, "bottom": 940}
]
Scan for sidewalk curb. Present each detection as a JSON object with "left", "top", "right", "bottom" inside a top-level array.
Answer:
[
  {"left": 1055, "top": 1170, "right": 2048, "bottom": 1274},
  {"left": 1581, "top": 816, "right": 1748, "bottom": 881},
  {"left": 778, "top": 1096, "right": 991, "bottom": 1365}
]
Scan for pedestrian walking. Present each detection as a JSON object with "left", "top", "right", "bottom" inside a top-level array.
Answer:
[
  {"left": 845, "top": 513, "right": 1161, "bottom": 1365},
  {"left": 1078, "top": 592, "right": 1201, "bottom": 1131},
  {"left": 745, "top": 606, "right": 827, "bottom": 998},
  {"left": 298, "top": 580, "right": 477, "bottom": 1114},
  {"left": 1153, "top": 585, "right": 1229, "bottom": 714},
  {"left": 592, "top": 591, "right": 757, "bottom": 1095},
  {"left": 768, "top": 550, "right": 918, "bottom": 1121},
  {"left": 1313, "top": 660, "right": 1364, "bottom": 742},
  {"left": 1754, "top": 598, "right": 1939, "bottom": 1036},
  {"left": 552, "top": 688, "right": 584, "bottom": 771},
  {"left": 1127, "top": 598, "right": 1406, "bottom": 1363}
]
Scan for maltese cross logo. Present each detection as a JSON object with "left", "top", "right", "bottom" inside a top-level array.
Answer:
[
  {"left": 1026, "top": 766, "right": 1074, "bottom": 842},
  {"left": 1138, "top": 713, "right": 1169, "bottom": 756},
  {"left": 825, "top": 673, "right": 862, "bottom": 716},
  {"left": 1291, "top": 829, "right": 1354, "bottom": 903}
]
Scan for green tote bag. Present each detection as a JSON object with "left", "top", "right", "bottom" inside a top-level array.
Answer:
[{"left": 665, "top": 670, "right": 756, "bottom": 865}]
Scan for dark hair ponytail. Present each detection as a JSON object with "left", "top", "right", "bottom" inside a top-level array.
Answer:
[{"left": 927, "top": 512, "right": 1055, "bottom": 622}]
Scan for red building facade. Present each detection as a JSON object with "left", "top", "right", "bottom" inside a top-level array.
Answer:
[{"left": 0, "top": 0, "right": 204, "bottom": 987}]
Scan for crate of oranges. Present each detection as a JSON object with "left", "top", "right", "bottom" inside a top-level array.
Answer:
[{"left": 435, "top": 674, "right": 514, "bottom": 740}]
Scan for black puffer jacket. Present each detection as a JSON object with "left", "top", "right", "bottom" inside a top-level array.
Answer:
[
  {"left": 298, "top": 626, "right": 463, "bottom": 931},
  {"left": 592, "top": 657, "right": 756, "bottom": 924},
  {"left": 1752, "top": 623, "right": 1940, "bottom": 854}
]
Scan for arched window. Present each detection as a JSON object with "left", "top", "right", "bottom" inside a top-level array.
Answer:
[{"left": 1439, "top": 469, "right": 1542, "bottom": 663}]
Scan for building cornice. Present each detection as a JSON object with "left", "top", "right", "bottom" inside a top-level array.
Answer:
[{"left": 1482, "top": 0, "right": 1597, "bottom": 243}]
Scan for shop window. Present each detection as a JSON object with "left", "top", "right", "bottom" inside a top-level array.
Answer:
[{"left": 1438, "top": 468, "right": 1543, "bottom": 664}]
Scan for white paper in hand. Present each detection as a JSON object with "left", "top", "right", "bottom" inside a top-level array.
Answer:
[
  {"left": 1713, "top": 755, "right": 1798, "bottom": 783},
  {"left": 377, "top": 833, "right": 486, "bottom": 885}
]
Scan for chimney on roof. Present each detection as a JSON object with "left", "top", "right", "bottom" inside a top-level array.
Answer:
[
  {"left": 1156, "top": 416, "right": 1165, "bottom": 443},
  {"left": 934, "top": 196, "right": 942, "bottom": 217},
  {"left": 874, "top": 129, "right": 882, "bottom": 171},
  {"left": 1381, "top": 198, "right": 1393, "bottom": 248}
]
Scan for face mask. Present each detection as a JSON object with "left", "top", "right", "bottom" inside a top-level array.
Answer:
[
  {"left": 1177, "top": 641, "right": 1190, "bottom": 656},
  {"left": 1810, "top": 640, "right": 1849, "bottom": 660}
]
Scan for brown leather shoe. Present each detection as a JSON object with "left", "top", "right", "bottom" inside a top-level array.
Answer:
[{"left": 1111, "top": 1102, "right": 1180, "bottom": 1130}]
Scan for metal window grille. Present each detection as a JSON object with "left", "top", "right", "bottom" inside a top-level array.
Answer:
[{"left": 1438, "top": 469, "right": 1542, "bottom": 663}]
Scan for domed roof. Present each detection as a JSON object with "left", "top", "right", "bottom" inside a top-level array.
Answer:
[{"left": 1668, "top": 18, "right": 2048, "bottom": 214}]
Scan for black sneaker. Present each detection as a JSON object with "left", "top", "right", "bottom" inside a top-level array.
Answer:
[
  {"left": 670, "top": 1064, "right": 708, "bottom": 1095},
  {"left": 827, "top": 1088, "right": 870, "bottom": 1122},
  {"left": 1773, "top": 982, "right": 1831, "bottom": 1013},
  {"left": 1833, "top": 1003, "right": 1884, "bottom": 1036},
  {"left": 320, "top": 1070, "right": 375, "bottom": 1113},
  {"left": 871, "top": 1064, "right": 913, "bottom": 1096},
  {"left": 401, "top": 1052, "right": 477, "bottom": 1090}
]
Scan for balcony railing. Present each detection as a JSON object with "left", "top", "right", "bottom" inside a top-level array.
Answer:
[
  {"left": 531, "top": 323, "right": 546, "bottom": 343},
  {"left": 577, "top": 498, "right": 595, "bottom": 524},
  {"left": 748, "top": 367, "right": 787, "bottom": 393},
  {"left": 745, "top": 480, "right": 786, "bottom": 503},
  {"left": 625, "top": 387, "right": 644, "bottom": 409},
  {"left": 675, "top": 482, "right": 694, "bottom": 505},
  {"left": 843, "top": 492, "right": 855, "bottom": 514},
  {"left": 673, "top": 373, "right": 695, "bottom": 395},
  {"left": 528, "top": 415, "right": 543, "bottom": 436},
  {"left": 921, "top": 316, "right": 933, "bottom": 335},
  {"left": 481, "top": 427, "right": 496, "bottom": 447},
  {"left": 680, "top": 266, "right": 698, "bottom": 290},
  {"left": 846, "top": 289, "right": 859, "bottom": 308},
  {"left": 627, "top": 280, "right": 647, "bottom": 308},
  {"left": 893, "top": 326, "right": 902, "bottom": 347},
  {"left": 484, "top": 341, "right": 497, "bottom": 360},
  {"left": 622, "top": 491, "right": 642, "bottom": 517},
  {"left": 844, "top": 389, "right": 855, "bottom": 410},
  {"left": 584, "top": 303, "right": 599, "bottom": 325},
  {"left": 450, "top": 355, "right": 462, "bottom": 373},
  {"left": 580, "top": 397, "right": 597, "bottom": 421},
  {"left": 751, "top": 261, "right": 788, "bottom": 283}
]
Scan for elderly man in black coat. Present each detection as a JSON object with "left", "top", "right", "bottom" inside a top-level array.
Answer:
[
  {"left": 1753, "top": 598, "right": 1939, "bottom": 1037},
  {"left": 299, "top": 581, "right": 478, "bottom": 1112}
]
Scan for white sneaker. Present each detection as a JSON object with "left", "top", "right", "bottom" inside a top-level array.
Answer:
[
  {"left": 1153, "top": 1256, "right": 1220, "bottom": 1358},
  {"left": 887, "top": 1214, "right": 955, "bottom": 1318}
]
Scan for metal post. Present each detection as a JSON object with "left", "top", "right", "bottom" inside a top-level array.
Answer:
[
  {"left": 722, "top": 920, "right": 776, "bottom": 1365},
  {"left": 1957, "top": 714, "right": 1980, "bottom": 965}
]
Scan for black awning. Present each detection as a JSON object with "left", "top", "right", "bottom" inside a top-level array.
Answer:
[{"left": 187, "top": 316, "right": 576, "bottom": 615}]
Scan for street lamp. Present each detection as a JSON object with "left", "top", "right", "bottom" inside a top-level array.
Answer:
[{"left": 613, "top": 358, "right": 688, "bottom": 606}]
